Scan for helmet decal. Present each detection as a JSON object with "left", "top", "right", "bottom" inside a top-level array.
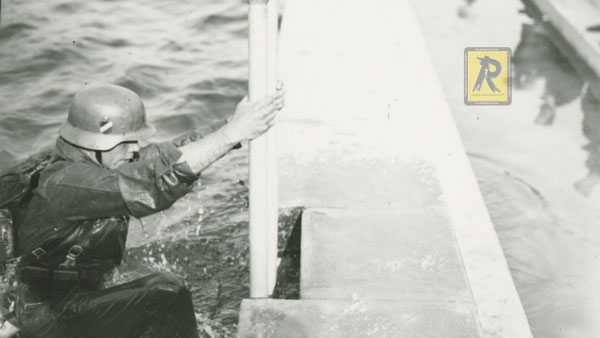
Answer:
[{"left": 99, "top": 117, "right": 114, "bottom": 135}]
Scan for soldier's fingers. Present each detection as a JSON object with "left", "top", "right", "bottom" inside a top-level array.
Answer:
[
  {"left": 253, "top": 97, "right": 272, "bottom": 110},
  {"left": 264, "top": 114, "right": 277, "bottom": 126},
  {"left": 263, "top": 104, "right": 278, "bottom": 117},
  {"left": 260, "top": 99, "right": 280, "bottom": 113},
  {"left": 273, "top": 97, "right": 285, "bottom": 108},
  {"left": 255, "top": 93, "right": 284, "bottom": 115},
  {"left": 262, "top": 106, "right": 279, "bottom": 120}
]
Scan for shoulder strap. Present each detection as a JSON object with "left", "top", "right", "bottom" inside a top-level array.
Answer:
[{"left": 0, "top": 149, "right": 55, "bottom": 210}]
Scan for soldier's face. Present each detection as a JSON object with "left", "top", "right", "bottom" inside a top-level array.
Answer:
[{"left": 102, "top": 141, "right": 140, "bottom": 169}]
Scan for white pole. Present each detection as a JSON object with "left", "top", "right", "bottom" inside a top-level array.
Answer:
[
  {"left": 248, "top": 0, "right": 269, "bottom": 299},
  {"left": 266, "top": 0, "right": 279, "bottom": 297}
]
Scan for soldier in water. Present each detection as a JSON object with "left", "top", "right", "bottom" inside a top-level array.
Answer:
[{"left": 0, "top": 83, "right": 284, "bottom": 338}]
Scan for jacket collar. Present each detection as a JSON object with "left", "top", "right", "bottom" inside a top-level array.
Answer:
[{"left": 54, "top": 137, "right": 99, "bottom": 165}]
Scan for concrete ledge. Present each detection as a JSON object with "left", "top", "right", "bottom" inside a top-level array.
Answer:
[
  {"left": 300, "top": 208, "right": 473, "bottom": 303},
  {"left": 238, "top": 299, "right": 482, "bottom": 338},
  {"left": 279, "top": 156, "right": 442, "bottom": 210},
  {"left": 270, "top": 0, "right": 534, "bottom": 336}
]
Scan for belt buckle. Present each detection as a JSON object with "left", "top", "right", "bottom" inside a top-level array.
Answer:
[
  {"left": 59, "top": 245, "right": 83, "bottom": 269},
  {"left": 67, "top": 245, "right": 83, "bottom": 259}
]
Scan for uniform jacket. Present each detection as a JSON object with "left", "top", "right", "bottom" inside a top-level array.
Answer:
[{"left": 17, "top": 137, "right": 199, "bottom": 276}]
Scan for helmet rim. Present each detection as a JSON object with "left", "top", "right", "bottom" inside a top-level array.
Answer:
[{"left": 59, "top": 121, "right": 156, "bottom": 151}]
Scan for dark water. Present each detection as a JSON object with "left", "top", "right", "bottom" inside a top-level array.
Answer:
[
  {"left": 0, "top": 0, "right": 249, "bottom": 166},
  {"left": 0, "top": 0, "right": 259, "bottom": 336}
]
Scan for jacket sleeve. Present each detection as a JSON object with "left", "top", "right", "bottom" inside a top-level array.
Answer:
[
  {"left": 169, "top": 120, "right": 241, "bottom": 149},
  {"left": 38, "top": 142, "right": 199, "bottom": 220},
  {"left": 117, "top": 142, "right": 199, "bottom": 218}
]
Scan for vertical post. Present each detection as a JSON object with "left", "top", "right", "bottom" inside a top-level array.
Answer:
[
  {"left": 266, "top": 0, "right": 279, "bottom": 296},
  {"left": 248, "top": 0, "right": 270, "bottom": 299}
]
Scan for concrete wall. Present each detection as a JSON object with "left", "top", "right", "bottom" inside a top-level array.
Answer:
[{"left": 273, "top": 0, "right": 533, "bottom": 337}]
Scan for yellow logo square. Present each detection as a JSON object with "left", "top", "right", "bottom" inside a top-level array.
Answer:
[{"left": 464, "top": 47, "right": 511, "bottom": 105}]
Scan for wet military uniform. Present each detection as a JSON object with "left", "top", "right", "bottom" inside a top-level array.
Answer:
[{"left": 10, "top": 137, "right": 200, "bottom": 338}]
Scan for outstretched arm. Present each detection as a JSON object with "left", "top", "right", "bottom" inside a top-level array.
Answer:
[{"left": 177, "top": 85, "right": 285, "bottom": 174}]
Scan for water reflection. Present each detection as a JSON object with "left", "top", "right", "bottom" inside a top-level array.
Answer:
[
  {"left": 575, "top": 87, "right": 600, "bottom": 195},
  {"left": 457, "top": 0, "right": 476, "bottom": 18},
  {"left": 438, "top": 2, "right": 600, "bottom": 336},
  {"left": 513, "top": 23, "right": 584, "bottom": 125},
  {"left": 513, "top": 21, "right": 600, "bottom": 196}
]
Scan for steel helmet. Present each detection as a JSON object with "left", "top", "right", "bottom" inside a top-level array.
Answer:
[{"left": 59, "top": 84, "right": 156, "bottom": 151}]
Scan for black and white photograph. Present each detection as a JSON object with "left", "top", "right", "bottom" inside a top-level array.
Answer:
[{"left": 0, "top": 0, "right": 598, "bottom": 337}]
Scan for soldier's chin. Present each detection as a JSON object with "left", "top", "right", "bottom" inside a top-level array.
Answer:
[
  {"left": 124, "top": 153, "right": 140, "bottom": 164},
  {"left": 114, "top": 159, "right": 133, "bottom": 168}
]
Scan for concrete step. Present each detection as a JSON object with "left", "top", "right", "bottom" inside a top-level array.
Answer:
[
  {"left": 237, "top": 299, "right": 482, "bottom": 338},
  {"left": 300, "top": 208, "right": 473, "bottom": 303}
]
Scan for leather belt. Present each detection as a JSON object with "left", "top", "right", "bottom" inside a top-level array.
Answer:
[{"left": 20, "top": 265, "right": 107, "bottom": 282}]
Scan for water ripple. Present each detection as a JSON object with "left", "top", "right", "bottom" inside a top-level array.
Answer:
[{"left": 0, "top": 23, "right": 36, "bottom": 40}]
